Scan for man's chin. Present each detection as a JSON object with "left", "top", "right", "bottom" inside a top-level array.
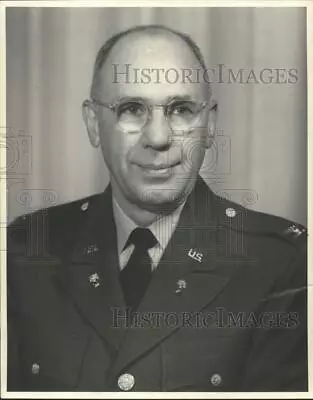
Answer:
[{"left": 134, "top": 186, "right": 187, "bottom": 213}]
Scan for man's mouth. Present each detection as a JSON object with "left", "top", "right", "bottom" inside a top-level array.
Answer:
[{"left": 135, "top": 162, "right": 179, "bottom": 177}]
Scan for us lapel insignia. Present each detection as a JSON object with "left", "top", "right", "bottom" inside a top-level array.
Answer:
[{"left": 188, "top": 248, "right": 203, "bottom": 263}]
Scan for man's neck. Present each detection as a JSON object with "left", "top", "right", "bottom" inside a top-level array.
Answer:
[
  {"left": 111, "top": 182, "right": 182, "bottom": 227},
  {"left": 114, "top": 197, "right": 160, "bottom": 227}
]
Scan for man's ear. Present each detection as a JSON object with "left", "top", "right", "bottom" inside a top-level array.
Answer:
[
  {"left": 82, "top": 99, "right": 101, "bottom": 148},
  {"left": 206, "top": 98, "right": 218, "bottom": 149}
]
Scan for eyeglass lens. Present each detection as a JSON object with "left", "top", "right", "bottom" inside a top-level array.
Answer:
[{"left": 116, "top": 99, "right": 203, "bottom": 132}]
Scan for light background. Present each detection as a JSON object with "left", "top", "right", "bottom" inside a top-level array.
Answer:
[{"left": 5, "top": 7, "right": 307, "bottom": 225}]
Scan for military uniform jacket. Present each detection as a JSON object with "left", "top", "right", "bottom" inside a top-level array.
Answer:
[{"left": 7, "top": 177, "right": 308, "bottom": 392}]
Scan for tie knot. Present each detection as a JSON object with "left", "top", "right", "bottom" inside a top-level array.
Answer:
[{"left": 128, "top": 227, "right": 157, "bottom": 250}]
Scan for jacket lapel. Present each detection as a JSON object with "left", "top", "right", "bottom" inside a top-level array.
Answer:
[
  {"left": 110, "top": 178, "right": 245, "bottom": 380},
  {"left": 56, "top": 187, "right": 126, "bottom": 353}
]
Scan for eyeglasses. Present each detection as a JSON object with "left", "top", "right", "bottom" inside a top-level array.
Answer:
[{"left": 90, "top": 97, "right": 210, "bottom": 133}]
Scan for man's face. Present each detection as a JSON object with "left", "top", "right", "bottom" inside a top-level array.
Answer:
[{"left": 85, "top": 32, "right": 215, "bottom": 212}]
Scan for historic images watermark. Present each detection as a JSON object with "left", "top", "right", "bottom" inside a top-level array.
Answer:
[
  {"left": 2, "top": 126, "right": 60, "bottom": 258},
  {"left": 111, "top": 307, "right": 299, "bottom": 330},
  {"left": 112, "top": 63, "right": 298, "bottom": 85}
]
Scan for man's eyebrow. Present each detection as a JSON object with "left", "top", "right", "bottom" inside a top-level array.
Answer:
[
  {"left": 115, "top": 96, "right": 147, "bottom": 102},
  {"left": 110, "top": 95, "right": 195, "bottom": 103},
  {"left": 165, "top": 95, "right": 194, "bottom": 102}
]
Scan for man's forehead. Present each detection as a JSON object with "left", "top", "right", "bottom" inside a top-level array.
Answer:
[
  {"left": 105, "top": 31, "right": 200, "bottom": 66},
  {"left": 98, "top": 30, "right": 207, "bottom": 99}
]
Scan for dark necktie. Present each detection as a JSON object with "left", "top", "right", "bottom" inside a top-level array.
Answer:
[{"left": 119, "top": 227, "right": 157, "bottom": 313}]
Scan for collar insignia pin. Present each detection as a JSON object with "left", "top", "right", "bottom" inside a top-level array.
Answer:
[
  {"left": 85, "top": 244, "right": 99, "bottom": 255},
  {"left": 175, "top": 279, "right": 187, "bottom": 294},
  {"left": 89, "top": 273, "right": 100, "bottom": 288}
]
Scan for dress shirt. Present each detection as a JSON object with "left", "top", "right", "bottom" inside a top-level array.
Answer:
[{"left": 113, "top": 197, "right": 185, "bottom": 271}]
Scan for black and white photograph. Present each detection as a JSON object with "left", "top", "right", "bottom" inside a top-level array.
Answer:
[{"left": 1, "top": 2, "right": 311, "bottom": 396}]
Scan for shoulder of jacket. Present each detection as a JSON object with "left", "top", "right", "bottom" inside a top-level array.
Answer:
[
  {"left": 7, "top": 192, "right": 104, "bottom": 245},
  {"left": 214, "top": 194, "right": 307, "bottom": 250}
]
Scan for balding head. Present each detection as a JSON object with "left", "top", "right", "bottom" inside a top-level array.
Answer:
[{"left": 90, "top": 25, "right": 210, "bottom": 99}]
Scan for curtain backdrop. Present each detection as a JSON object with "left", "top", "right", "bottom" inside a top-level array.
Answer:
[{"left": 6, "top": 7, "right": 307, "bottom": 225}]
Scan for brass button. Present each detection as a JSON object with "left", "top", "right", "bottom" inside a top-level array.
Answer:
[
  {"left": 81, "top": 201, "right": 89, "bottom": 211},
  {"left": 31, "top": 363, "right": 40, "bottom": 375},
  {"left": 210, "top": 373, "right": 222, "bottom": 386},
  {"left": 225, "top": 207, "right": 236, "bottom": 218},
  {"left": 118, "top": 373, "right": 135, "bottom": 391}
]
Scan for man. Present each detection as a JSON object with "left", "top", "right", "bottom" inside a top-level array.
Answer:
[{"left": 7, "top": 25, "right": 307, "bottom": 392}]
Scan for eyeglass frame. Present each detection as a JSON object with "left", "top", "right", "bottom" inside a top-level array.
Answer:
[{"left": 87, "top": 96, "right": 214, "bottom": 134}]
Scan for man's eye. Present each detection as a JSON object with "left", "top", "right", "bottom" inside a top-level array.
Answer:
[
  {"left": 170, "top": 102, "right": 196, "bottom": 116},
  {"left": 118, "top": 102, "right": 146, "bottom": 117}
]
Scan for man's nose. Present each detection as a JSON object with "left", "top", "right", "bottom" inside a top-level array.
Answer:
[{"left": 141, "top": 107, "right": 171, "bottom": 150}]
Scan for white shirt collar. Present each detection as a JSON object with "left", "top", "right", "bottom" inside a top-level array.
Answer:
[{"left": 113, "top": 197, "right": 185, "bottom": 255}]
